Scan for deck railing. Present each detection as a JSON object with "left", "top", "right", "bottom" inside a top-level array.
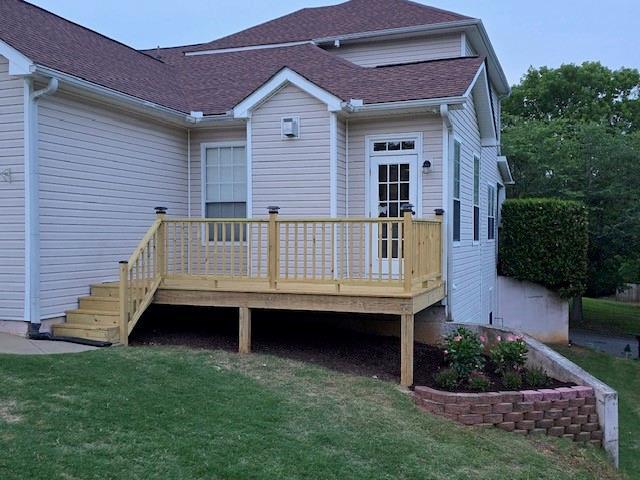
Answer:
[{"left": 119, "top": 206, "right": 443, "bottom": 344}]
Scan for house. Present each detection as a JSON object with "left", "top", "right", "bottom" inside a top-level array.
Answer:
[{"left": 0, "top": 0, "right": 514, "bottom": 385}]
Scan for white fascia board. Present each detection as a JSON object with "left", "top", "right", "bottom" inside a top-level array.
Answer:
[
  {"left": 349, "top": 96, "right": 466, "bottom": 114},
  {"left": 185, "top": 41, "right": 313, "bottom": 56},
  {"left": 464, "top": 63, "right": 497, "bottom": 144},
  {"left": 0, "top": 40, "right": 34, "bottom": 75},
  {"left": 233, "top": 68, "right": 343, "bottom": 118},
  {"left": 497, "top": 156, "right": 515, "bottom": 185}
]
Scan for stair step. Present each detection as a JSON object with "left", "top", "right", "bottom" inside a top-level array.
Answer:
[
  {"left": 52, "top": 323, "right": 120, "bottom": 344},
  {"left": 79, "top": 296, "right": 119, "bottom": 312},
  {"left": 65, "top": 309, "right": 119, "bottom": 326},
  {"left": 90, "top": 283, "right": 119, "bottom": 298}
]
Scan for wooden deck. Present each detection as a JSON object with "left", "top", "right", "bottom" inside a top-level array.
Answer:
[{"left": 53, "top": 209, "right": 445, "bottom": 386}]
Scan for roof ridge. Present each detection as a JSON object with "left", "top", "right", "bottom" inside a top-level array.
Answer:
[{"left": 18, "top": 0, "right": 166, "bottom": 65}]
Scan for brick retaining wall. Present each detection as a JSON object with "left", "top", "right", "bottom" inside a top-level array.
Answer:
[{"left": 414, "top": 385, "right": 603, "bottom": 446}]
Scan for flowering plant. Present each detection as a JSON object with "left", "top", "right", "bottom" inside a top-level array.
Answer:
[
  {"left": 443, "top": 327, "right": 485, "bottom": 381},
  {"left": 489, "top": 335, "right": 528, "bottom": 374}
]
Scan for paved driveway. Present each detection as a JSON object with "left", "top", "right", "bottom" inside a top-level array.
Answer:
[
  {"left": 570, "top": 329, "right": 639, "bottom": 358},
  {"left": 0, "top": 333, "right": 97, "bottom": 355}
]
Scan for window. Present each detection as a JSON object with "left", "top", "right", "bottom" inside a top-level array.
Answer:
[
  {"left": 473, "top": 156, "right": 480, "bottom": 242},
  {"left": 204, "top": 145, "right": 247, "bottom": 240},
  {"left": 453, "top": 141, "right": 461, "bottom": 242},
  {"left": 487, "top": 185, "right": 496, "bottom": 240},
  {"left": 373, "top": 140, "right": 416, "bottom": 152}
]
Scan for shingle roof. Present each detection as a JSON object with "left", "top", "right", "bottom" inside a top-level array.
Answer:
[
  {"left": 188, "top": 0, "right": 471, "bottom": 52},
  {"left": 174, "top": 44, "right": 484, "bottom": 114},
  {"left": 0, "top": 0, "right": 482, "bottom": 116}
]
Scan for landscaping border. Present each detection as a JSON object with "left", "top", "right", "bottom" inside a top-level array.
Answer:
[{"left": 418, "top": 323, "right": 619, "bottom": 468}]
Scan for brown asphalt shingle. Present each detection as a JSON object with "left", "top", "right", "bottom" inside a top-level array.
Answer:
[
  {"left": 189, "top": 0, "right": 471, "bottom": 52},
  {"left": 0, "top": 0, "right": 481, "bottom": 116}
]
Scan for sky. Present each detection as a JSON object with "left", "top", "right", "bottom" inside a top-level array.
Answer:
[{"left": 28, "top": 0, "right": 640, "bottom": 85}]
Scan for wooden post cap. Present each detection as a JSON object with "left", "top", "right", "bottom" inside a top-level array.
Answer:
[
  {"left": 401, "top": 203, "right": 415, "bottom": 214},
  {"left": 155, "top": 207, "right": 167, "bottom": 215},
  {"left": 434, "top": 208, "right": 445, "bottom": 216},
  {"left": 267, "top": 206, "right": 280, "bottom": 214}
]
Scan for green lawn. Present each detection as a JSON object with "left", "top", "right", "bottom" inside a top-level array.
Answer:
[
  {"left": 555, "top": 346, "right": 640, "bottom": 477},
  {"left": 0, "top": 347, "right": 619, "bottom": 480},
  {"left": 576, "top": 298, "right": 640, "bottom": 337}
]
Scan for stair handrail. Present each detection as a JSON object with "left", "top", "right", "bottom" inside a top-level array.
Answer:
[{"left": 119, "top": 208, "right": 167, "bottom": 345}]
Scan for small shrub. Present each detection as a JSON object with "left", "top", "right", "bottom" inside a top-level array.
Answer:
[
  {"left": 468, "top": 371, "right": 491, "bottom": 392},
  {"left": 443, "top": 327, "right": 485, "bottom": 381},
  {"left": 490, "top": 336, "right": 528, "bottom": 374},
  {"left": 502, "top": 370, "right": 523, "bottom": 390},
  {"left": 498, "top": 198, "right": 588, "bottom": 299},
  {"left": 434, "top": 368, "right": 459, "bottom": 390},
  {"left": 524, "top": 366, "right": 550, "bottom": 388}
]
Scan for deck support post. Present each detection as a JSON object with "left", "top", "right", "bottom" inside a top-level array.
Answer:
[
  {"left": 400, "top": 312, "right": 414, "bottom": 387},
  {"left": 239, "top": 307, "right": 252, "bottom": 354},
  {"left": 119, "top": 261, "right": 129, "bottom": 346},
  {"left": 267, "top": 206, "right": 280, "bottom": 289},
  {"left": 155, "top": 207, "right": 167, "bottom": 276},
  {"left": 402, "top": 205, "right": 414, "bottom": 293}
]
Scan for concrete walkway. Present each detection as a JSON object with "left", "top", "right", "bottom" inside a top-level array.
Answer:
[
  {"left": 570, "top": 329, "right": 639, "bottom": 359},
  {"left": 0, "top": 333, "right": 97, "bottom": 355}
]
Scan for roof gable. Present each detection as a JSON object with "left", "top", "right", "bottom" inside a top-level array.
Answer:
[{"left": 188, "top": 0, "right": 471, "bottom": 52}]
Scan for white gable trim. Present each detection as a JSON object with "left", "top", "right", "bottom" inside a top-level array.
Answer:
[
  {"left": 464, "top": 63, "right": 497, "bottom": 145},
  {"left": 0, "top": 40, "right": 34, "bottom": 75},
  {"left": 233, "top": 68, "right": 343, "bottom": 118}
]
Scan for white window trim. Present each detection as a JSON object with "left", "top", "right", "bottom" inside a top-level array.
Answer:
[
  {"left": 472, "top": 153, "right": 481, "bottom": 246},
  {"left": 364, "top": 132, "right": 423, "bottom": 218},
  {"left": 487, "top": 182, "right": 497, "bottom": 243},
  {"left": 452, "top": 136, "right": 462, "bottom": 247},
  {"left": 200, "top": 140, "right": 249, "bottom": 218}
]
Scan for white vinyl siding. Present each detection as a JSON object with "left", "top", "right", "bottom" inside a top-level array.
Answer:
[
  {"left": 347, "top": 114, "right": 443, "bottom": 218},
  {"left": 327, "top": 34, "right": 462, "bottom": 67},
  {"left": 37, "top": 91, "right": 188, "bottom": 319},
  {"left": 190, "top": 126, "right": 247, "bottom": 217},
  {"left": 251, "top": 84, "right": 330, "bottom": 217},
  {"left": 0, "top": 57, "right": 24, "bottom": 321},
  {"left": 450, "top": 95, "right": 502, "bottom": 325}
]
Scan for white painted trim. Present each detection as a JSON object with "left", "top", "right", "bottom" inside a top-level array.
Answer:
[
  {"left": 233, "top": 68, "right": 343, "bottom": 118},
  {"left": 463, "top": 63, "right": 486, "bottom": 98},
  {"left": 329, "top": 112, "right": 338, "bottom": 217},
  {"left": 350, "top": 96, "right": 466, "bottom": 114},
  {"left": 460, "top": 32, "right": 467, "bottom": 56},
  {"left": 185, "top": 41, "right": 313, "bottom": 56},
  {"left": 364, "top": 132, "right": 423, "bottom": 217},
  {"left": 0, "top": 40, "right": 34, "bottom": 75},
  {"left": 497, "top": 156, "right": 515, "bottom": 185},
  {"left": 199, "top": 141, "right": 248, "bottom": 218},
  {"left": 441, "top": 113, "right": 451, "bottom": 310},
  {"left": 246, "top": 117, "right": 253, "bottom": 217},
  {"left": 23, "top": 78, "right": 35, "bottom": 323}
]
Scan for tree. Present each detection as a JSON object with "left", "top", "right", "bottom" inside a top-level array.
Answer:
[{"left": 502, "top": 63, "right": 640, "bottom": 296}]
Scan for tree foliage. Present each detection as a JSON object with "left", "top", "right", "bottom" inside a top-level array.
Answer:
[
  {"left": 502, "top": 62, "right": 640, "bottom": 296},
  {"left": 499, "top": 199, "right": 588, "bottom": 299}
]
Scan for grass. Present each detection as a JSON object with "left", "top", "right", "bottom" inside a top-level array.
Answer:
[
  {"left": 555, "top": 345, "right": 640, "bottom": 477},
  {"left": 0, "top": 347, "right": 620, "bottom": 480},
  {"left": 576, "top": 298, "right": 640, "bottom": 337}
]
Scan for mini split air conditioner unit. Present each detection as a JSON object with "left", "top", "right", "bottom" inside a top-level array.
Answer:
[{"left": 282, "top": 117, "right": 300, "bottom": 138}]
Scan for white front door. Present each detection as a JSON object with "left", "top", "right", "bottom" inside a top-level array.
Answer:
[{"left": 369, "top": 154, "right": 419, "bottom": 276}]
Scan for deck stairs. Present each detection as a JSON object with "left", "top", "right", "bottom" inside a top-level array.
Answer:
[{"left": 52, "top": 282, "right": 122, "bottom": 344}]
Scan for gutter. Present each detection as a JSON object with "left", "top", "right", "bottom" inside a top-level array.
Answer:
[
  {"left": 346, "top": 96, "right": 466, "bottom": 114},
  {"left": 25, "top": 77, "right": 59, "bottom": 336}
]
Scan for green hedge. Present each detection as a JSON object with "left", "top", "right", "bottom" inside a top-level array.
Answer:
[{"left": 499, "top": 199, "right": 588, "bottom": 298}]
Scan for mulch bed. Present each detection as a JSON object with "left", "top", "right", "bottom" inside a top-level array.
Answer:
[{"left": 129, "top": 305, "right": 571, "bottom": 389}]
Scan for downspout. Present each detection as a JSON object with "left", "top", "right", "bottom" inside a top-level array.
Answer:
[
  {"left": 440, "top": 104, "right": 454, "bottom": 321},
  {"left": 345, "top": 119, "right": 349, "bottom": 217},
  {"left": 187, "top": 129, "right": 192, "bottom": 218},
  {"left": 25, "top": 76, "right": 59, "bottom": 337}
]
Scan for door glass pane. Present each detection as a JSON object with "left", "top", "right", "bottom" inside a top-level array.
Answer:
[
  {"left": 400, "top": 183, "right": 409, "bottom": 201},
  {"left": 379, "top": 164, "right": 387, "bottom": 182},
  {"left": 378, "top": 184, "right": 387, "bottom": 202},
  {"left": 388, "top": 141, "right": 401, "bottom": 151},
  {"left": 400, "top": 164, "right": 410, "bottom": 181},
  {"left": 401, "top": 141, "right": 415, "bottom": 150},
  {"left": 374, "top": 142, "right": 387, "bottom": 152},
  {"left": 389, "top": 165, "right": 398, "bottom": 182},
  {"left": 389, "top": 183, "right": 398, "bottom": 201}
]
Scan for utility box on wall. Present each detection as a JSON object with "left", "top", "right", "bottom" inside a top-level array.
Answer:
[{"left": 281, "top": 116, "right": 300, "bottom": 138}]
